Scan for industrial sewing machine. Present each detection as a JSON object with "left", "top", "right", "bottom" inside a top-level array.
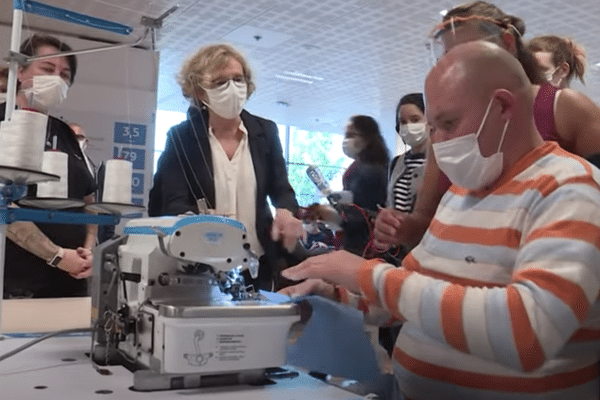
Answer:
[{"left": 91, "top": 214, "right": 300, "bottom": 391}]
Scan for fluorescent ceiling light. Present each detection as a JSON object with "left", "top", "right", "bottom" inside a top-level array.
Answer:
[
  {"left": 283, "top": 71, "right": 324, "bottom": 81},
  {"left": 275, "top": 75, "right": 314, "bottom": 84}
]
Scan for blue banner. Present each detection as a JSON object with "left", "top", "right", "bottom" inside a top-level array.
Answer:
[
  {"left": 114, "top": 122, "right": 147, "bottom": 145},
  {"left": 113, "top": 147, "right": 145, "bottom": 170}
]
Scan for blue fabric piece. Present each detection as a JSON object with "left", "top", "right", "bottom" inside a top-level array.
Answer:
[
  {"left": 259, "top": 290, "right": 291, "bottom": 304},
  {"left": 285, "top": 295, "right": 383, "bottom": 383}
]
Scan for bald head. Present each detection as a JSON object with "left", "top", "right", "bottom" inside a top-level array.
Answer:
[
  {"left": 69, "top": 122, "right": 88, "bottom": 150},
  {"left": 426, "top": 41, "right": 543, "bottom": 178},
  {"left": 427, "top": 41, "right": 530, "bottom": 105}
]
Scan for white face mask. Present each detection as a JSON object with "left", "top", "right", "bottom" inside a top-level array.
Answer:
[
  {"left": 545, "top": 66, "right": 564, "bottom": 87},
  {"left": 342, "top": 138, "right": 364, "bottom": 159},
  {"left": 22, "top": 75, "right": 69, "bottom": 113},
  {"left": 203, "top": 79, "right": 247, "bottom": 119},
  {"left": 0, "top": 92, "right": 6, "bottom": 104},
  {"left": 399, "top": 122, "right": 428, "bottom": 147},
  {"left": 433, "top": 97, "right": 510, "bottom": 191}
]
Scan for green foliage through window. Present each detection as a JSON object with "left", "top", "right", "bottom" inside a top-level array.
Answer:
[{"left": 279, "top": 125, "right": 350, "bottom": 207}]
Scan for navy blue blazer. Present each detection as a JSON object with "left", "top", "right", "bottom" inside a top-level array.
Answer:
[{"left": 148, "top": 107, "right": 299, "bottom": 283}]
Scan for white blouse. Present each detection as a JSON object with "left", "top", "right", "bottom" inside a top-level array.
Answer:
[{"left": 208, "top": 122, "right": 264, "bottom": 257}]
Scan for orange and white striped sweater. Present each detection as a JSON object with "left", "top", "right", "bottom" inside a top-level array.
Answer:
[{"left": 347, "top": 142, "right": 600, "bottom": 399}]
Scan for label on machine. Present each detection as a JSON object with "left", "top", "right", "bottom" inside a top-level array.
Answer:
[
  {"left": 162, "top": 315, "right": 298, "bottom": 374},
  {"left": 216, "top": 332, "right": 247, "bottom": 362}
]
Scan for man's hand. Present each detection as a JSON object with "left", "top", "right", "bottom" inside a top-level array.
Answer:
[
  {"left": 57, "top": 248, "right": 92, "bottom": 279},
  {"left": 281, "top": 250, "right": 365, "bottom": 293},
  {"left": 372, "top": 208, "right": 406, "bottom": 250},
  {"left": 278, "top": 278, "right": 336, "bottom": 299},
  {"left": 271, "top": 208, "right": 305, "bottom": 252},
  {"left": 373, "top": 207, "right": 431, "bottom": 250}
]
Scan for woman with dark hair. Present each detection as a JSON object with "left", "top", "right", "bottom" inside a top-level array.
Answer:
[
  {"left": 528, "top": 35, "right": 587, "bottom": 89},
  {"left": 342, "top": 115, "right": 389, "bottom": 212},
  {"left": 373, "top": 93, "right": 431, "bottom": 356},
  {"left": 372, "top": 93, "right": 430, "bottom": 258},
  {"left": 389, "top": 93, "right": 428, "bottom": 214},
  {"left": 308, "top": 115, "right": 389, "bottom": 256},
  {"left": 19, "top": 35, "right": 77, "bottom": 85},
  {"left": 1, "top": 34, "right": 96, "bottom": 298},
  {"left": 374, "top": 0, "right": 600, "bottom": 252}
]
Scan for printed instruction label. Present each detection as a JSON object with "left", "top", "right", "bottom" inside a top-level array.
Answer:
[{"left": 215, "top": 333, "right": 247, "bottom": 362}]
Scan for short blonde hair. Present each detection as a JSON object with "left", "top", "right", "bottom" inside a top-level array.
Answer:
[{"left": 177, "top": 44, "right": 255, "bottom": 100}]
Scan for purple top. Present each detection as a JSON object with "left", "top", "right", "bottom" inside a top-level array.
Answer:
[{"left": 533, "top": 82, "right": 560, "bottom": 143}]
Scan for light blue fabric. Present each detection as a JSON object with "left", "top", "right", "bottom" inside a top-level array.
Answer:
[{"left": 281, "top": 294, "right": 393, "bottom": 398}]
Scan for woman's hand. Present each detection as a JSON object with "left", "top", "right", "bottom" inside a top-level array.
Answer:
[{"left": 271, "top": 208, "right": 305, "bottom": 252}]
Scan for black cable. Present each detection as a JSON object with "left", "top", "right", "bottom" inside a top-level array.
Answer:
[{"left": 0, "top": 327, "right": 92, "bottom": 363}]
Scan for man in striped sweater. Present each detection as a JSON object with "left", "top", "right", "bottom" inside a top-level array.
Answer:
[{"left": 281, "top": 41, "right": 600, "bottom": 399}]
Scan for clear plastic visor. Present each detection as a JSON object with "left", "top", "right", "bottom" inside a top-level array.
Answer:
[{"left": 427, "top": 19, "right": 505, "bottom": 64}]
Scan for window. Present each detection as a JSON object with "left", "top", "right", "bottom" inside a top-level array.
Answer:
[
  {"left": 154, "top": 110, "right": 187, "bottom": 172},
  {"left": 284, "top": 126, "right": 351, "bottom": 207}
]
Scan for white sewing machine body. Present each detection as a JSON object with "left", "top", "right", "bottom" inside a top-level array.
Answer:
[{"left": 91, "top": 215, "right": 299, "bottom": 391}]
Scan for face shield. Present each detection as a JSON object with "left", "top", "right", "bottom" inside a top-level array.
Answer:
[{"left": 427, "top": 16, "right": 508, "bottom": 64}]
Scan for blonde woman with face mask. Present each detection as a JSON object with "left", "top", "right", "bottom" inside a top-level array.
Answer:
[
  {"left": 528, "top": 35, "right": 587, "bottom": 90},
  {"left": 1, "top": 35, "right": 97, "bottom": 298},
  {"left": 149, "top": 44, "right": 302, "bottom": 291}
]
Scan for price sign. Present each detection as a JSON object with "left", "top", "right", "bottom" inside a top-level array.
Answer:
[
  {"left": 113, "top": 147, "right": 145, "bottom": 170},
  {"left": 114, "top": 122, "right": 146, "bottom": 145},
  {"left": 132, "top": 173, "right": 144, "bottom": 194}
]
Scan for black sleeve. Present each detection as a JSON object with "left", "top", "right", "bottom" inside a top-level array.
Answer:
[
  {"left": 586, "top": 153, "right": 600, "bottom": 169},
  {"left": 148, "top": 127, "right": 199, "bottom": 216},
  {"left": 350, "top": 163, "right": 388, "bottom": 212}
]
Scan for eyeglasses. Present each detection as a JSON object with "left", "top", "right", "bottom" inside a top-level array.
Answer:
[
  {"left": 426, "top": 16, "right": 509, "bottom": 64},
  {"left": 208, "top": 75, "right": 246, "bottom": 89}
]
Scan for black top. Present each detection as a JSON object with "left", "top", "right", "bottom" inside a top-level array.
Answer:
[
  {"left": 342, "top": 159, "right": 387, "bottom": 212},
  {"left": 1, "top": 103, "right": 97, "bottom": 298},
  {"left": 148, "top": 107, "right": 299, "bottom": 290},
  {"left": 339, "top": 159, "right": 388, "bottom": 255}
]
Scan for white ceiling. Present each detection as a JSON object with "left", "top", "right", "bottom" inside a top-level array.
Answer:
[{"left": 1, "top": 0, "right": 599, "bottom": 138}]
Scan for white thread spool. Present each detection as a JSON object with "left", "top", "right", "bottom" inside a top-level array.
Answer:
[
  {"left": 0, "top": 110, "right": 48, "bottom": 171},
  {"left": 36, "top": 151, "right": 68, "bottom": 198},
  {"left": 103, "top": 159, "right": 132, "bottom": 204}
]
